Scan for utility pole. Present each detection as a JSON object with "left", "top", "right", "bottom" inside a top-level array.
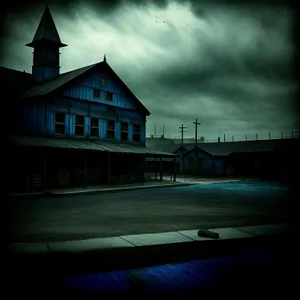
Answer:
[
  {"left": 179, "top": 124, "right": 187, "bottom": 147},
  {"left": 154, "top": 124, "right": 156, "bottom": 138},
  {"left": 162, "top": 124, "right": 165, "bottom": 138},
  {"left": 179, "top": 124, "right": 187, "bottom": 174},
  {"left": 193, "top": 118, "right": 201, "bottom": 145}
]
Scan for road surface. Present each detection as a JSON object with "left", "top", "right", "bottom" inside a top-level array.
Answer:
[{"left": 6, "top": 181, "right": 292, "bottom": 243}]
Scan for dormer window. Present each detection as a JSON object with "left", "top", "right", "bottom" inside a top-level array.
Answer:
[
  {"left": 100, "top": 77, "right": 106, "bottom": 86},
  {"left": 94, "top": 89, "right": 100, "bottom": 98}
]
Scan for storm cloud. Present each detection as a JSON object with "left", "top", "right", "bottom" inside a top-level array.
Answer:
[{"left": 1, "top": 0, "right": 298, "bottom": 141}]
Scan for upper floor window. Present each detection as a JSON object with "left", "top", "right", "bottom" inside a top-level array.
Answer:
[
  {"left": 107, "top": 120, "right": 115, "bottom": 140},
  {"left": 75, "top": 115, "right": 85, "bottom": 137},
  {"left": 90, "top": 117, "right": 99, "bottom": 138},
  {"left": 121, "top": 122, "right": 128, "bottom": 142},
  {"left": 133, "top": 124, "right": 141, "bottom": 143},
  {"left": 100, "top": 77, "right": 106, "bottom": 86},
  {"left": 106, "top": 92, "right": 113, "bottom": 101},
  {"left": 94, "top": 89, "right": 101, "bottom": 98},
  {"left": 55, "top": 112, "right": 65, "bottom": 136}
]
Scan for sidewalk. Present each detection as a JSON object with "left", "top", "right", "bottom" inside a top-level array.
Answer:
[
  {"left": 5, "top": 223, "right": 291, "bottom": 276},
  {"left": 4, "top": 179, "right": 196, "bottom": 197},
  {"left": 4, "top": 176, "right": 255, "bottom": 198}
]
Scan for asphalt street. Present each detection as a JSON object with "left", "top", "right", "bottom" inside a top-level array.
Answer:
[{"left": 6, "top": 181, "right": 292, "bottom": 243}]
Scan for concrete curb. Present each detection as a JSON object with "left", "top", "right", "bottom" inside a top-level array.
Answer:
[
  {"left": 5, "top": 223, "right": 291, "bottom": 275},
  {"left": 6, "top": 223, "right": 290, "bottom": 254},
  {"left": 4, "top": 182, "right": 196, "bottom": 198},
  {"left": 50, "top": 182, "right": 196, "bottom": 196}
]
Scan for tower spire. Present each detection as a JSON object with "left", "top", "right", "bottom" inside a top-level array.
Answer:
[
  {"left": 26, "top": 6, "right": 67, "bottom": 82},
  {"left": 103, "top": 54, "right": 107, "bottom": 62},
  {"left": 26, "top": 5, "right": 67, "bottom": 47}
]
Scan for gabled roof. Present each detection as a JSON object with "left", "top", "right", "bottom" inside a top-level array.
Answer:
[
  {"left": 20, "top": 61, "right": 151, "bottom": 115},
  {"left": 26, "top": 5, "right": 67, "bottom": 48},
  {"left": 21, "top": 63, "right": 97, "bottom": 98},
  {"left": 184, "top": 138, "right": 299, "bottom": 157}
]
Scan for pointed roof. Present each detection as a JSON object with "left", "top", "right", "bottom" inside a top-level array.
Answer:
[
  {"left": 20, "top": 61, "right": 151, "bottom": 115},
  {"left": 26, "top": 5, "right": 67, "bottom": 48}
]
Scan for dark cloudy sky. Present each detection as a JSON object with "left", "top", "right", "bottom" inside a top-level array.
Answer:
[{"left": 1, "top": 0, "right": 299, "bottom": 141}]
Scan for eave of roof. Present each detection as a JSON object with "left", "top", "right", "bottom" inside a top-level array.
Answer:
[{"left": 10, "top": 135, "right": 177, "bottom": 157}]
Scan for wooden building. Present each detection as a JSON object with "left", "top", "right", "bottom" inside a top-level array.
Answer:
[
  {"left": 183, "top": 138, "right": 299, "bottom": 179},
  {"left": 146, "top": 137, "right": 299, "bottom": 180},
  {"left": 3, "top": 6, "right": 176, "bottom": 192}
]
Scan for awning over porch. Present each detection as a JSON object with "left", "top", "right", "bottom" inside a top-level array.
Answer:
[{"left": 9, "top": 135, "right": 177, "bottom": 157}]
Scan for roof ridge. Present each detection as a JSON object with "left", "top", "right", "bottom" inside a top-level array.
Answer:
[{"left": 59, "top": 62, "right": 101, "bottom": 75}]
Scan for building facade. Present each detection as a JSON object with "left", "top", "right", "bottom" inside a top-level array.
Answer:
[
  {"left": 146, "top": 137, "right": 299, "bottom": 179},
  {"left": 4, "top": 6, "right": 176, "bottom": 192}
]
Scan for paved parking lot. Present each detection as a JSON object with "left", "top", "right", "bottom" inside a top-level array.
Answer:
[{"left": 6, "top": 181, "right": 291, "bottom": 243}]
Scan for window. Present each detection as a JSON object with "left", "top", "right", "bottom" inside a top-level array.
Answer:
[
  {"left": 94, "top": 89, "right": 100, "bottom": 98},
  {"left": 75, "top": 115, "right": 85, "bottom": 137},
  {"left": 133, "top": 124, "right": 141, "bottom": 143},
  {"left": 55, "top": 112, "right": 65, "bottom": 135},
  {"left": 121, "top": 122, "right": 128, "bottom": 141},
  {"left": 107, "top": 120, "right": 115, "bottom": 140},
  {"left": 106, "top": 92, "right": 113, "bottom": 101},
  {"left": 100, "top": 77, "right": 106, "bottom": 86},
  {"left": 90, "top": 117, "right": 99, "bottom": 138}
]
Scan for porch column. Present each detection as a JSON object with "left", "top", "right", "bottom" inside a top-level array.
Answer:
[
  {"left": 83, "top": 152, "right": 88, "bottom": 188},
  {"left": 108, "top": 154, "right": 111, "bottom": 184},
  {"left": 155, "top": 157, "right": 157, "bottom": 180},
  {"left": 42, "top": 153, "right": 47, "bottom": 189},
  {"left": 160, "top": 157, "right": 163, "bottom": 181},
  {"left": 173, "top": 156, "right": 177, "bottom": 182}
]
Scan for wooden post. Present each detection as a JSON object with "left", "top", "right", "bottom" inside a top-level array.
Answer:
[
  {"left": 108, "top": 154, "right": 111, "bottom": 184},
  {"left": 173, "top": 156, "right": 176, "bottom": 182},
  {"left": 154, "top": 157, "right": 157, "bottom": 180},
  {"left": 42, "top": 153, "right": 47, "bottom": 189},
  {"left": 83, "top": 152, "right": 87, "bottom": 188},
  {"left": 160, "top": 157, "right": 163, "bottom": 181}
]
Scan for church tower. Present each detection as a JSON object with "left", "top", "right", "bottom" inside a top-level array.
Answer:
[{"left": 26, "top": 5, "right": 67, "bottom": 82}]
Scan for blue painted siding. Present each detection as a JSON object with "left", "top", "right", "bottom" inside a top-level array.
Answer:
[
  {"left": 99, "top": 119, "right": 107, "bottom": 139},
  {"left": 19, "top": 98, "right": 146, "bottom": 145},
  {"left": 115, "top": 122, "right": 120, "bottom": 141},
  {"left": 33, "top": 66, "right": 59, "bottom": 82},
  {"left": 62, "top": 71, "right": 138, "bottom": 110},
  {"left": 128, "top": 124, "right": 133, "bottom": 143},
  {"left": 84, "top": 116, "right": 90, "bottom": 137},
  {"left": 184, "top": 148, "right": 225, "bottom": 176}
]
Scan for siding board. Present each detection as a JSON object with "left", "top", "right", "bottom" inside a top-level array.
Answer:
[{"left": 18, "top": 71, "right": 147, "bottom": 145}]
